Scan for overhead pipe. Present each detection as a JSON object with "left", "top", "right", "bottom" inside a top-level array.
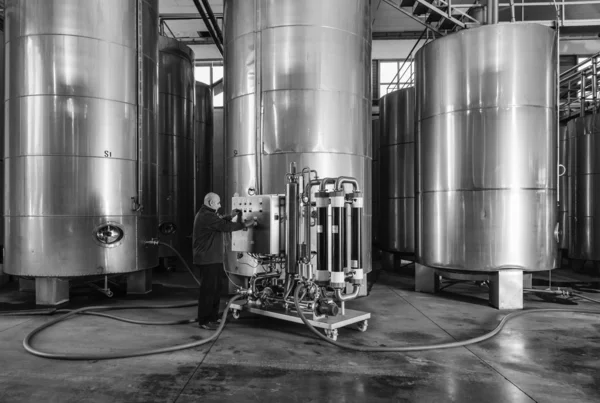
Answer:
[
  {"left": 200, "top": 0, "right": 223, "bottom": 44},
  {"left": 486, "top": 0, "right": 499, "bottom": 24},
  {"left": 192, "top": 0, "right": 223, "bottom": 56}
]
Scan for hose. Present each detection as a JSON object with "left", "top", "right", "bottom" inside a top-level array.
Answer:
[
  {"left": 292, "top": 284, "right": 600, "bottom": 352},
  {"left": 21, "top": 241, "right": 243, "bottom": 360}
]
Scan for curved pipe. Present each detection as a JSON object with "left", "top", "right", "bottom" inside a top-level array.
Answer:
[
  {"left": 334, "top": 285, "right": 361, "bottom": 302},
  {"left": 334, "top": 176, "right": 360, "bottom": 192},
  {"left": 319, "top": 178, "right": 337, "bottom": 191}
]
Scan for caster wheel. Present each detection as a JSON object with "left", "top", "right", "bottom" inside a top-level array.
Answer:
[
  {"left": 231, "top": 309, "right": 240, "bottom": 319},
  {"left": 324, "top": 329, "right": 338, "bottom": 341},
  {"left": 357, "top": 320, "right": 368, "bottom": 332},
  {"left": 106, "top": 290, "right": 114, "bottom": 298}
]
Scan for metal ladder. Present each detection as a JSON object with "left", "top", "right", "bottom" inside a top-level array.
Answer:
[{"left": 381, "top": 0, "right": 483, "bottom": 36}]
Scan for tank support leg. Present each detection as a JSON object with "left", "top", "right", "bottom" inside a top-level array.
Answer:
[
  {"left": 489, "top": 269, "right": 523, "bottom": 310},
  {"left": 35, "top": 278, "right": 69, "bottom": 306},
  {"left": 415, "top": 263, "right": 440, "bottom": 293},
  {"left": 127, "top": 269, "right": 153, "bottom": 295}
]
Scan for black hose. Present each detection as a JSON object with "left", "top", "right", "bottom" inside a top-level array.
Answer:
[
  {"left": 23, "top": 296, "right": 242, "bottom": 360},
  {"left": 21, "top": 241, "right": 241, "bottom": 360},
  {"left": 292, "top": 284, "right": 600, "bottom": 352}
]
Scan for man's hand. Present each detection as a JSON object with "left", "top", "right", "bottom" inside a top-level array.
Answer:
[{"left": 243, "top": 218, "right": 257, "bottom": 228}]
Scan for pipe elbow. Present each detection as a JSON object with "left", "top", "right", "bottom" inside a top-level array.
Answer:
[
  {"left": 334, "top": 285, "right": 361, "bottom": 302},
  {"left": 334, "top": 176, "right": 360, "bottom": 192}
]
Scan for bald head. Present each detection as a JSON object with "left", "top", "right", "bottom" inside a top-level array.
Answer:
[{"left": 204, "top": 192, "right": 221, "bottom": 210}]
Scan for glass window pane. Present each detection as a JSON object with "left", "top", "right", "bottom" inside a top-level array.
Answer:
[
  {"left": 379, "top": 62, "right": 399, "bottom": 83},
  {"left": 212, "top": 66, "right": 223, "bottom": 82},
  {"left": 214, "top": 92, "right": 223, "bottom": 108},
  {"left": 195, "top": 66, "right": 211, "bottom": 85}
]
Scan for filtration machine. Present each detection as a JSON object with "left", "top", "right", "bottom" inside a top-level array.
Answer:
[{"left": 228, "top": 163, "right": 370, "bottom": 341}]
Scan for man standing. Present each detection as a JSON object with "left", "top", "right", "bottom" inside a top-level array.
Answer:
[{"left": 193, "top": 192, "right": 254, "bottom": 330}]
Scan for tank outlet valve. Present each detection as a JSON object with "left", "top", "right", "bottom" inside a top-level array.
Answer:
[
  {"left": 94, "top": 224, "right": 124, "bottom": 246},
  {"left": 317, "top": 301, "right": 339, "bottom": 317},
  {"left": 159, "top": 222, "right": 177, "bottom": 235}
]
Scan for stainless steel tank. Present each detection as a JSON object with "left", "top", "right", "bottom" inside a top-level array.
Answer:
[
  {"left": 212, "top": 108, "right": 225, "bottom": 202},
  {"left": 0, "top": 29, "right": 4, "bottom": 278},
  {"left": 372, "top": 118, "right": 380, "bottom": 247},
  {"left": 223, "top": 0, "right": 372, "bottom": 276},
  {"left": 4, "top": 0, "right": 159, "bottom": 277},
  {"left": 158, "top": 36, "right": 195, "bottom": 258},
  {"left": 379, "top": 88, "right": 415, "bottom": 255},
  {"left": 415, "top": 23, "right": 557, "bottom": 272},
  {"left": 195, "top": 82, "right": 213, "bottom": 211},
  {"left": 568, "top": 114, "right": 600, "bottom": 261},
  {"left": 558, "top": 123, "right": 568, "bottom": 252}
]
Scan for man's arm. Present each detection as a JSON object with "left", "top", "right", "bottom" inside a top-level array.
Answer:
[{"left": 206, "top": 214, "right": 254, "bottom": 233}]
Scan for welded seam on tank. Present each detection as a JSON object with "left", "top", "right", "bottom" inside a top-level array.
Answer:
[
  {"left": 8, "top": 34, "right": 158, "bottom": 62},
  {"left": 3, "top": 155, "right": 142, "bottom": 163},
  {"left": 380, "top": 141, "right": 414, "bottom": 147},
  {"left": 418, "top": 104, "right": 554, "bottom": 122},
  {"left": 8, "top": 94, "right": 142, "bottom": 107},
  {"left": 226, "top": 151, "right": 370, "bottom": 158},
  {"left": 386, "top": 285, "right": 540, "bottom": 403},
  {"left": 159, "top": 92, "right": 195, "bottom": 101},
  {"left": 419, "top": 188, "right": 557, "bottom": 194},
  {"left": 226, "top": 88, "right": 370, "bottom": 103},
  {"left": 224, "top": 24, "right": 372, "bottom": 46}
]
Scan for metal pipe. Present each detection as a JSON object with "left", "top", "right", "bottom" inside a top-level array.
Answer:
[
  {"left": 334, "top": 285, "right": 361, "bottom": 302},
  {"left": 509, "top": 0, "right": 516, "bottom": 22},
  {"left": 200, "top": 0, "right": 223, "bottom": 44},
  {"left": 319, "top": 178, "right": 337, "bottom": 191},
  {"left": 487, "top": 0, "right": 499, "bottom": 24},
  {"left": 303, "top": 179, "right": 322, "bottom": 264},
  {"left": 192, "top": 0, "right": 223, "bottom": 56},
  {"left": 334, "top": 176, "right": 360, "bottom": 192},
  {"left": 285, "top": 179, "right": 299, "bottom": 274},
  {"left": 134, "top": 0, "right": 144, "bottom": 212}
]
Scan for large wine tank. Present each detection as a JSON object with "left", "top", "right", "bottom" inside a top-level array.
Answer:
[
  {"left": 558, "top": 123, "right": 568, "bottom": 252},
  {"left": 415, "top": 23, "right": 557, "bottom": 272},
  {"left": 0, "top": 28, "right": 4, "bottom": 278},
  {"left": 223, "top": 0, "right": 372, "bottom": 276},
  {"left": 158, "top": 36, "right": 195, "bottom": 257},
  {"left": 372, "top": 118, "right": 380, "bottom": 248},
  {"left": 4, "top": 0, "right": 159, "bottom": 277},
  {"left": 212, "top": 108, "right": 225, "bottom": 202},
  {"left": 379, "top": 88, "right": 415, "bottom": 255},
  {"left": 568, "top": 114, "right": 600, "bottom": 262},
  {"left": 195, "top": 82, "right": 213, "bottom": 210}
]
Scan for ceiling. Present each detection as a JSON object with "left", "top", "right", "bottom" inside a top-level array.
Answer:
[{"left": 160, "top": 0, "right": 600, "bottom": 48}]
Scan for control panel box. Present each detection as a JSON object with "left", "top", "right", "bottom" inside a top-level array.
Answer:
[{"left": 231, "top": 194, "right": 284, "bottom": 254}]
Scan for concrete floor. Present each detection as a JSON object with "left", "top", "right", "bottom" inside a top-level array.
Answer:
[{"left": 0, "top": 267, "right": 599, "bottom": 403}]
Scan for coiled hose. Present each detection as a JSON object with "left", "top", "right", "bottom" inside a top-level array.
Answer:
[
  {"left": 292, "top": 284, "right": 600, "bottom": 352},
  {"left": 21, "top": 241, "right": 241, "bottom": 360}
]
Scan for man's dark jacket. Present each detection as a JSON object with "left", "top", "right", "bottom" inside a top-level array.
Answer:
[{"left": 193, "top": 205, "right": 244, "bottom": 265}]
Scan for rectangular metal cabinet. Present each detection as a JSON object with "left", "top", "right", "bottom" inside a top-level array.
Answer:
[{"left": 231, "top": 195, "right": 284, "bottom": 254}]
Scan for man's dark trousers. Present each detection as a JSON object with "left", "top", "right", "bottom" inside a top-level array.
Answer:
[{"left": 195, "top": 263, "right": 223, "bottom": 325}]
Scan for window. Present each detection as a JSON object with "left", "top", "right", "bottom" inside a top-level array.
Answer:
[
  {"left": 378, "top": 60, "right": 414, "bottom": 97},
  {"left": 194, "top": 64, "right": 224, "bottom": 107}
]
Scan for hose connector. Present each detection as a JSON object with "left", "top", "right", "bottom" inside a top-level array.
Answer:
[{"left": 144, "top": 238, "right": 160, "bottom": 247}]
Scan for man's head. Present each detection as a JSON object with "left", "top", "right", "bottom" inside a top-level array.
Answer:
[{"left": 204, "top": 192, "right": 221, "bottom": 211}]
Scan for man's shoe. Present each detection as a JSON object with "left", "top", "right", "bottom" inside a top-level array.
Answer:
[
  {"left": 208, "top": 320, "right": 221, "bottom": 327},
  {"left": 199, "top": 322, "right": 217, "bottom": 330}
]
